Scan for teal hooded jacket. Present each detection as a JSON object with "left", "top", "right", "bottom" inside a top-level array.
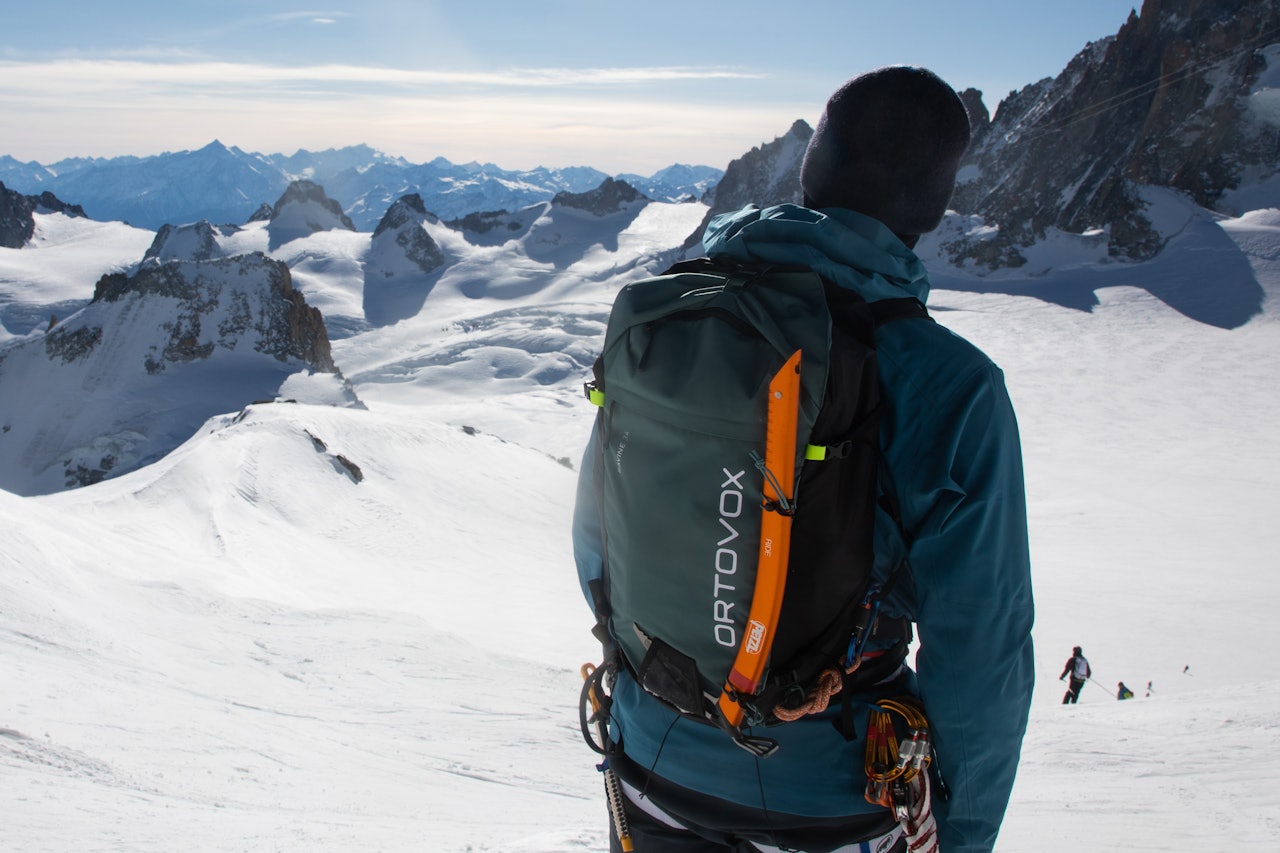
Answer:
[{"left": 573, "top": 204, "right": 1035, "bottom": 852}]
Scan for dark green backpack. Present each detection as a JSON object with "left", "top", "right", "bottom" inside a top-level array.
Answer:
[{"left": 584, "top": 257, "right": 926, "bottom": 755}]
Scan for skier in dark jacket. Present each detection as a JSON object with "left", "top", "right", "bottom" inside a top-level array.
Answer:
[
  {"left": 573, "top": 67, "right": 1034, "bottom": 853},
  {"left": 1117, "top": 682, "right": 1134, "bottom": 700},
  {"left": 1060, "top": 647, "right": 1091, "bottom": 703}
]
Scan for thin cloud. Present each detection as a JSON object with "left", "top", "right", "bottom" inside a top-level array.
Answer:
[
  {"left": 0, "top": 58, "right": 802, "bottom": 172},
  {"left": 0, "top": 58, "right": 764, "bottom": 94}
]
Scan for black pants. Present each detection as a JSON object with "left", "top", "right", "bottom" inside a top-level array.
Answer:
[
  {"left": 606, "top": 753, "right": 904, "bottom": 853},
  {"left": 1062, "top": 677, "right": 1085, "bottom": 704},
  {"left": 610, "top": 799, "right": 907, "bottom": 853}
]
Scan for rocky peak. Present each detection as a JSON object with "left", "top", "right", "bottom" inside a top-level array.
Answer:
[
  {"left": 445, "top": 208, "right": 516, "bottom": 235},
  {"left": 372, "top": 192, "right": 437, "bottom": 238},
  {"left": 246, "top": 202, "right": 274, "bottom": 223},
  {"left": 552, "top": 178, "right": 647, "bottom": 216},
  {"left": 0, "top": 182, "right": 85, "bottom": 248},
  {"left": 947, "top": 0, "right": 1280, "bottom": 267},
  {"left": 958, "top": 88, "right": 992, "bottom": 150},
  {"left": 89, "top": 252, "right": 334, "bottom": 373},
  {"left": 144, "top": 220, "right": 243, "bottom": 262},
  {"left": 266, "top": 179, "right": 356, "bottom": 248},
  {"left": 681, "top": 119, "right": 814, "bottom": 252},
  {"left": 0, "top": 251, "right": 340, "bottom": 493},
  {"left": 364, "top": 194, "right": 448, "bottom": 326}
]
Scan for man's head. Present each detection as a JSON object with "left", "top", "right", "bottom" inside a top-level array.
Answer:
[
  {"left": 1074, "top": 646, "right": 1083, "bottom": 655},
  {"left": 800, "top": 66, "right": 971, "bottom": 242}
]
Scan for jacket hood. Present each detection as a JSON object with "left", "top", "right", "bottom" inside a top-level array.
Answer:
[{"left": 701, "top": 203, "right": 931, "bottom": 305}]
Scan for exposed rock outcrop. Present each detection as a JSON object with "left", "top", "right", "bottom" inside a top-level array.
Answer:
[
  {"left": 246, "top": 202, "right": 274, "bottom": 223},
  {"left": 681, "top": 120, "right": 813, "bottom": 252},
  {"left": 948, "top": 0, "right": 1280, "bottom": 267},
  {"left": 90, "top": 253, "right": 334, "bottom": 373},
  {"left": 266, "top": 179, "right": 356, "bottom": 249},
  {"left": 552, "top": 178, "right": 647, "bottom": 216},
  {"left": 364, "top": 194, "right": 448, "bottom": 325},
  {"left": 144, "top": 220, "right": 244, "bottom": 262},
  {"left": 0, "top": 182, "right": 86, "bottom": 248},
  {"left": 0, "top": 251, "right": 341, "bottom": 494}
]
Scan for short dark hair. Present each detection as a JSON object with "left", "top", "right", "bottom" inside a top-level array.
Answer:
[{"left": 800, "top": 66, "right": 971, "bottom": 239}]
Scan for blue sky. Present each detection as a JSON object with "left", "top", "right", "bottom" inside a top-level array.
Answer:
[{"left": 0, "top": 0, "right": 1142, "bottom": 174}]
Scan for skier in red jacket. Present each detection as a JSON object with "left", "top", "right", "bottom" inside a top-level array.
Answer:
[{"left": 1060, "top": 646, "right": 1090, "bottom": 703}]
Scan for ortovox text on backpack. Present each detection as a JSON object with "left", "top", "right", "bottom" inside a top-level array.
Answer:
[{"left": 583, "top": 258, "right": 927, "bottom": 755}]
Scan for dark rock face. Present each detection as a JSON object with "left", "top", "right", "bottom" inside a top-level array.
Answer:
[
  {"left": 370, "top": 194, "right": 446, "bottom": 277},
  {"left": 445, "top": 209, "right": 521, "bottom": 235},
  {"left": 372, "top": 192, "right": 436, "bottom": 238},
  {"left": 270, "top": 179, "right": 357, "bottom": 230},
  {"left": 266, "top": 179, "right": 357, "bottom": 249},
  {"left": 949, "top": 0, "right": 1280, "bottom": 267},
  {"left": 91, "top": 253, "right": 335, "bottom": 373},
  {"left": 246, "top": 202, "right": 274, "bottom": 223},
  {"left": 0, "top": 182, "right": 35, "bottom": 248},
  {"left": 43, "top": 325, "right": 103, "bottom": 364},
  {"left": 958, "top": 88, "right": 992, "bottom": 150},
  {"left": 552, "top": 177, "right": 647, "bottom": 215},
  {"left": 1, "top": 249, "right": 341, "bottom": 494},
  {"left": 271, "top": 178, "right": 355, "bottom": 227},
  {"left": 0, "top": 182, "right": 86, "bottom": 248},
  {"left": 681, "top": 120, "right": 813, "bottom": 252},
  {"left": 34, "top": 191, "right": 87, "bottom": 218},
  {"left": 442, "top": 206, "right": 546, "bottom": 248},
  {"left": 364, "top": 194, "right": 448, "bottom": 326},
  {"left": 276, "top": 283, "right": 335, "bottom": 374}
]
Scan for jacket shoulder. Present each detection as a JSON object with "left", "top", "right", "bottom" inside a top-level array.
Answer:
[{"left": 876, "top": 312, "right": 1003, "bottom": 405}]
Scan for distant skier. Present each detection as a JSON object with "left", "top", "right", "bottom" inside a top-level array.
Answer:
[
  {"left": 1060, "top": 646, "right": 1091, "bottom": 704},
  {"left": 1117, "top": 682, "right": 1134, "bottom": 700}
]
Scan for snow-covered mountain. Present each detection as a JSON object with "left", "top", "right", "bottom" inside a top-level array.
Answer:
[
  {"left": 363, "top": 193, "right": 448, "bottom": 326},
  {"left": 3, "top": 5, "right": 1280, "bottom": 846},
  {"left": 0, "top": 174, "right": 697, "bottom": 496},
  {"left": 615, "top": 163, "right": 723, "bottom": 203},
  {"left": 947, "top": 0, "right": 1280, "bottom": 267},
  {"left": 265, "top": 179, "right": 357, "bottom": 250},
  {"left": 0, "top": 244, "right": 350, "bottom": 495},
  {"left": 2, "top": 180, "right": 1278, "bottom": 850},
  {"left": 673, "top": 0, "right": 1280, "bottom": 270},
  {"left": 0, "top": 143, "right": 725, "bottom": 232}
]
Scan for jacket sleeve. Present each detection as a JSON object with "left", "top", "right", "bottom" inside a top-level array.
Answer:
[{"left": 897, "top": 362, "right": 1035, "bottom": 853}]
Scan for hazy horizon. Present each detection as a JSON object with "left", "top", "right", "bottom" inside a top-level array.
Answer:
[{"left": 1, "top": 0, "right": 1140, "bottom": 174}]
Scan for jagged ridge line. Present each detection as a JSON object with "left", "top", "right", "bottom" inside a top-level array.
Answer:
[{"left": 1006, "top": 22, "right": 1280, "bottom": 144}]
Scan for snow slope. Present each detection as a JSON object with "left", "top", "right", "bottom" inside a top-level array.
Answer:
[
  {"left": 0, "top": 214, "right": 153, "bottom": 337},
  {"left": 1, "top": 405, "right": 595, "bottom": 851},
  {"left": 3, "top": 195, "right": 1280, "bottom": 851}
]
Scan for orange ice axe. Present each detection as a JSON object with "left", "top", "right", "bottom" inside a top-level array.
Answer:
[{"left": 719, "top": 349, "right": 802, "bottom": 727}]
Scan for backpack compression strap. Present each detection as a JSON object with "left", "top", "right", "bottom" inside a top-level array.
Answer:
[{"left": 718, "top": 349, "right": 802, "bottom": 729}]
